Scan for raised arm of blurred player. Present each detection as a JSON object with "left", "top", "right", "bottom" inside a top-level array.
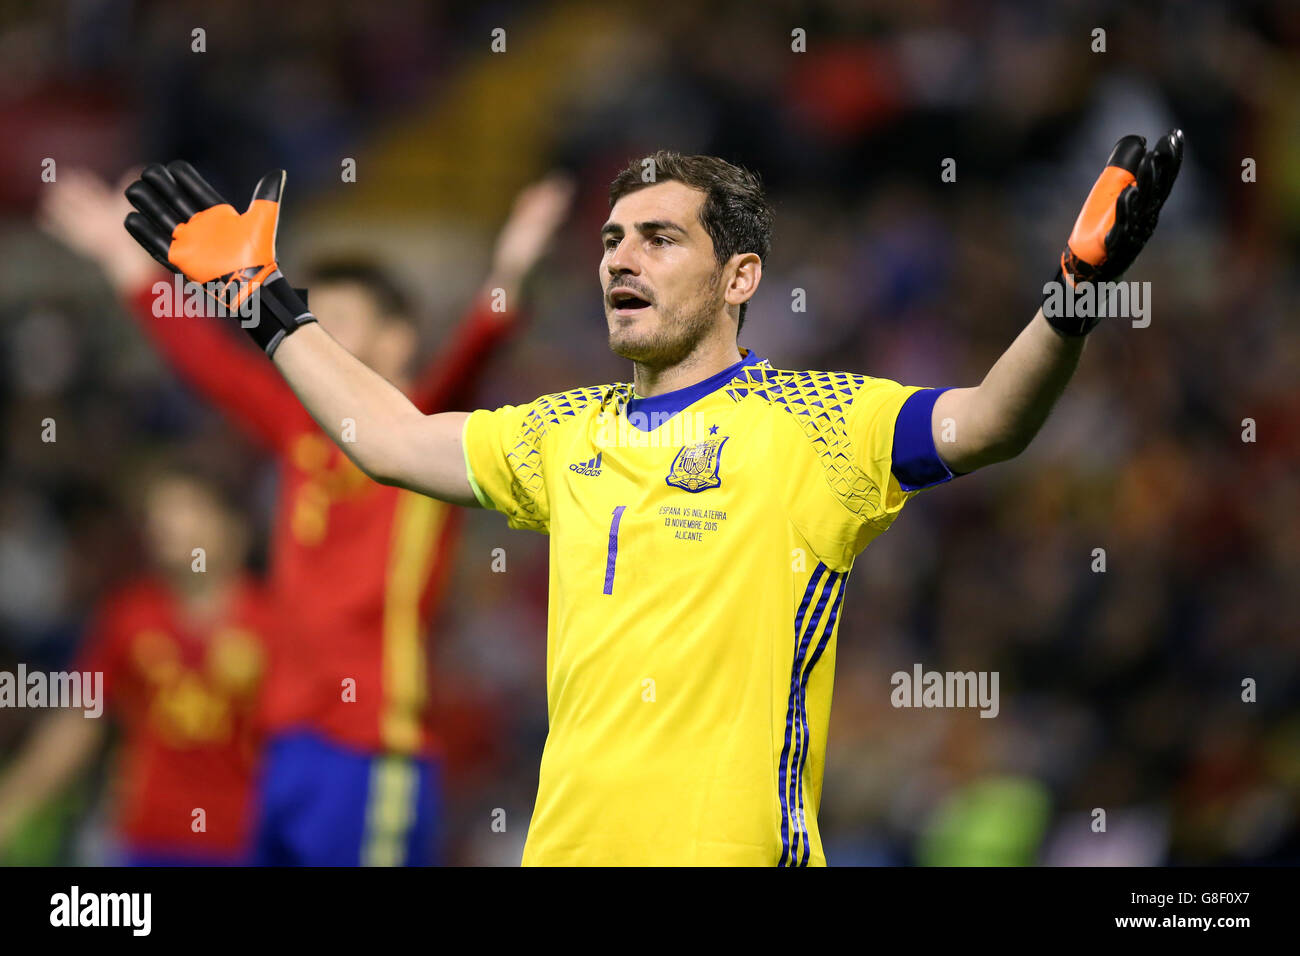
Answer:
[
  {"left": 410, "top": 173, "right": 575, "bottom": 413},
  {"left": 38, "top": 170, "right": 309, "bottom": 455},
  {"left": 0, "top": 709, "right": 105, "bottom": 850}
]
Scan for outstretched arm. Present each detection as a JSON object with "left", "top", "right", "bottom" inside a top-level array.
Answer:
[
  {"left": 932, "top": 310, "right": 1084, "bottom": 472},
  {"left": 273, "top": 323, "right": 477, "bottom": 504},
  {"left": 929, "top": 130, "right": 1184, "bottom": 474},
  {"left": 119, "top": 160, "right": 491, "bottom": 503}
]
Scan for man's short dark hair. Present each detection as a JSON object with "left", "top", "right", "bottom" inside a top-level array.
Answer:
[
  {"left": 301, "top": 256, "right": 416, "bottom": 326},
  {"left": 608, "top": 151, "right": 773, "bottom": 332}
]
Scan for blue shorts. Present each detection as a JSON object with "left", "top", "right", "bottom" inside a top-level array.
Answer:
[{"left": 252, "top": 731, "right": 442, "bottom": 866}]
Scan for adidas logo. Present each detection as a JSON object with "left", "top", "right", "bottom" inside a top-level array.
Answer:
[{"left": 568, "top": 451, "right": 603, "bottom": 477}]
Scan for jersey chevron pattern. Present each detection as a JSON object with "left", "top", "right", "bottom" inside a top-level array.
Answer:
[{"left": 463, "top": 351, "right": 932, "bottom": 865}]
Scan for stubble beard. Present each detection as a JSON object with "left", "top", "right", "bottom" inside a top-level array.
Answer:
[{"left": 607, "top": 268, "right": 725, "bottom": 370}]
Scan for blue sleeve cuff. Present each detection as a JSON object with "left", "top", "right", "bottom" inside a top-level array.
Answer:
[{"left": 891, "top": 387, "right": 960, "bottom": 492}]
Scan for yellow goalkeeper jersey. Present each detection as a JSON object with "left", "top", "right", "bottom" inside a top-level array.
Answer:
[{"left": 462, "top": 349, "right": 953, "bottom": 865}]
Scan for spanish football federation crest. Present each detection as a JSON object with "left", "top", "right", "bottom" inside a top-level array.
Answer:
[{"left": 665, "top": 436, "right": 728, "bottom": 493}]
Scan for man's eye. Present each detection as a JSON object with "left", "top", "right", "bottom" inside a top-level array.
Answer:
[{"left": 650, "top": 235, "right": 670, "bottom": 247}]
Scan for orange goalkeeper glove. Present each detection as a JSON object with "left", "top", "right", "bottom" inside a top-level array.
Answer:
[
  {"left": 1045, "top": 128, "right": 1184, "bottom": 335},
  {"left": 123, "top": 161, "right": 315, "bottom": 355}
]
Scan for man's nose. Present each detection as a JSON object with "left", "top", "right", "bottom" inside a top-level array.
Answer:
[{"left": 606, "top": 238, "right": 639, "bottom": 275}]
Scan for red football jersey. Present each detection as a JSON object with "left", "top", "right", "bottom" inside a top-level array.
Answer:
[
  {"left": 76, "top": 576, "right": 274, "bottom": 856},
  {"left": 128, "top": 283, "right": 516, "bottom": 755}
]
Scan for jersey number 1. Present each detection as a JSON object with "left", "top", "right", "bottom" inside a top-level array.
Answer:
[{"left": 603, "top": 505, "right": 627, "bottom": 595}]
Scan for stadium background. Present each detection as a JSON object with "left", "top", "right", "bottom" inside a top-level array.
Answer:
[{"left": 0, "top": 0, "right": 1296, "bottom": 865}]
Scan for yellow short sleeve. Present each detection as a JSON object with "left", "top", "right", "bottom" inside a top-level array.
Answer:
[
  {"left": 843, "top": 376, "right": 924, "bottom": 531},
  {"left": 462, "top": 402, "right": 551, "bottom": 533}
]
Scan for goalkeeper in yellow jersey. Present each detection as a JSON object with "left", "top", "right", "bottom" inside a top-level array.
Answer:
[{"left": 121, "top": 131, "right": 1183, "bottom": 865}]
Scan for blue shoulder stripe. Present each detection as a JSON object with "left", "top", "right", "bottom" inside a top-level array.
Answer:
[{"left": 891, "top": 387, "right": 960, "bottom": 492}]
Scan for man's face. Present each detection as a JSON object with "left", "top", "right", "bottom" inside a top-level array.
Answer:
[
  {"left": 311, "top": 282, "right": 416, "bottom": 381},
  {"left": 600, "top": 181, "right": 727, "bottom": 367},
  {"left": 144, "top": 476, "right": 243, "bottom": 579}
]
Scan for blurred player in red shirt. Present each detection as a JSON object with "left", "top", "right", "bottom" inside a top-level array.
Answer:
[
  {"left": 0, "top": 462, "right": 273, "bottom": 865},
  {"left": 36, "top": 169, "right": 573, "bottom": 864}
]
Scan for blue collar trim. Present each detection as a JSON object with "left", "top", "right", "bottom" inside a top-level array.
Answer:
[{"left": 623, "top": 351, "right": 766, "bottom": 431}]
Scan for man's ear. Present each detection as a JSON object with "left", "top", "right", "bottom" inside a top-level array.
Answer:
[{"left": 725, "top": 253, "right": 762, "bottom": 311}]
